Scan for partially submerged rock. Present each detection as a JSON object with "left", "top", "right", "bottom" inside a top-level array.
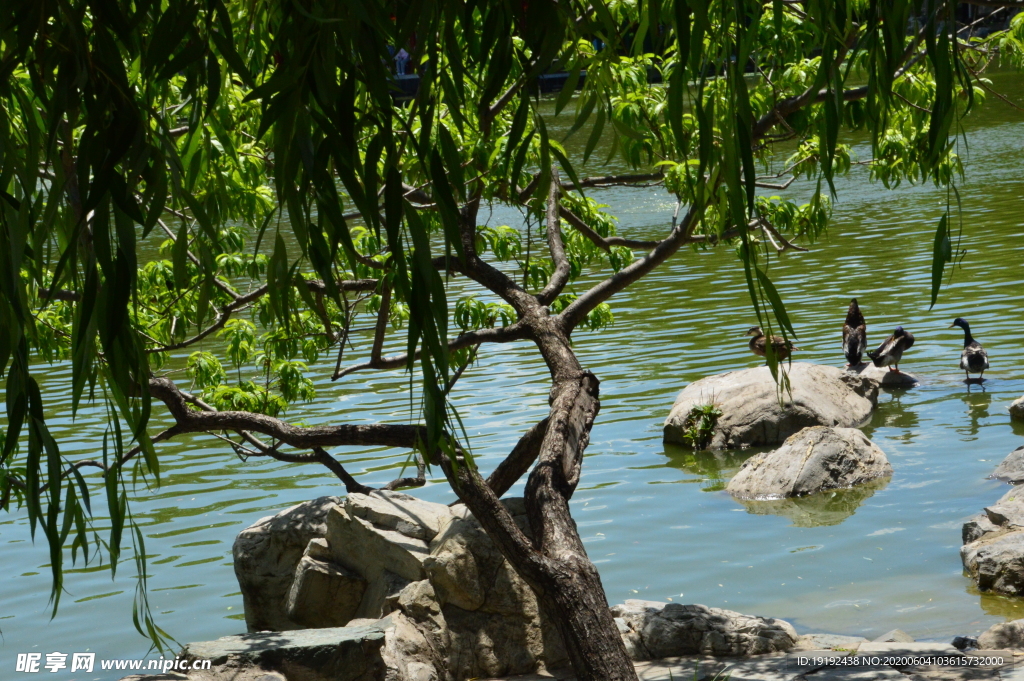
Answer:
[
  {"left": 734, "top": 477, "right": 889, "bottom": 527},
  {"left": 848, "top": 362, "right": 920, "bottom": 388},
  {"left": 664, "top": 363, "right": 879, "bottom": 449},
  {"left": 961, "top": 487, "right": 1024, "bottom": 595},
  {"left": 992, "top": 446, "right": 1024, "bottom": 484},
  {"left": 612, "top": 600, "right": 798, "bottom": 660},
  {"left": 726, "top": 426, "right": 892, "bottom": 500},
  {"left": 1010, "top": 395, "right": 1024, "bottom": 422}
]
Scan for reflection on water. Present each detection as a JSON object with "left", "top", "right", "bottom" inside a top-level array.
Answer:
[
  {"left": 734, "top": 478, "right": 891, "bottom": 528},
  {"left": 960, "top": 390, "right": 993, "bottom": 438},
  {"left": 661, "top": 443, "right": 752, "bottom": 492}
]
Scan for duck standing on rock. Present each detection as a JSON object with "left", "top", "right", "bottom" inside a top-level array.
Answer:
[
  {"left": 868, "top": 326, "right": 915, "bottom": 373},
  {"left": 746, "top": 326, "right": 799, "bottom": 362},
  {"left": 950, "top": 317, "right": 989, "bottom": 381},
  {"left": 842, "top": 298, "right": 867, "bottom": 366}
]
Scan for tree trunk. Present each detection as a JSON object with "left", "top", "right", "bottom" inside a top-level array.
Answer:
[{"left": 445, "top": 338, "right": 639, "bottom": 681}]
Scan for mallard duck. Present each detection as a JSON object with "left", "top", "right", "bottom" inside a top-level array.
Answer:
[
  {"left": 867, "top": 326, "right": 915, "bottom": 372},
  {"left": 745, "top": 326, "right": 799, "bottom": 361},
  {"left": 842, "top": 298, "right": 867, "bottom": 366},
  {"left": 950, "top": 317, "right": 989, "bottom": 381}
]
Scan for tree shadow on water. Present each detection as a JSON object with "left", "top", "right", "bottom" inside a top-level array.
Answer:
[{"left": 731, "top": 478, "right": 891, "bottom": 528}]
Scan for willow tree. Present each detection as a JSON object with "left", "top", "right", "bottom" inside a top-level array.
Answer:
[{"left": 1, "top": 0, "right": 1019, "bottom": 678}]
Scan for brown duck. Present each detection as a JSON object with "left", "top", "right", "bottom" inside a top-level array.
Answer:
[
  {"left": 746, "top": 326, "right": 799, "bottom": 361},
  {"left": 842, "top": 298, "right": 867, "bottom": 366}
]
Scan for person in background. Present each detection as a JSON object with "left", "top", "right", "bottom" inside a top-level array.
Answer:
[{"left": 395, "top": 47, "right": 409, "bottom": 75}]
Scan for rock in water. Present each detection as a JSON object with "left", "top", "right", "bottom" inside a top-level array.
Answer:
[
  {"left": 848, "top": 361, "right": 920, "bottom": 387},
  {"left": 726, "top": 427, "right": 892, "bottom": 499},
  {"left": 992, "top": 446, "right": 1024, "bottom": 484},
  {"left": 1011, "top": 395, "right": 1024, "bottom": 422},
  {"left": 961, "top": 486, "right": 1024, "bottom": 596},
  {"left": 664, "top": 363, "right": 879, "bottom": 449}
]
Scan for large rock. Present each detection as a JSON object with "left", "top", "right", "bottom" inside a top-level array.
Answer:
[
  {"left": 664, "top": 363, "right": 879, "bottom": 449},
  {"left": 1010, "top": 396, "right": 1024, "bottom": 422},
  {"left": 726, "top": 426, "right": 893, "bottom": 499},
  {"left": 236, "top": 491, "right": 569, "bottom": 681},
  {"left": 993, "top": 446, "right": 1024, "bottom": 484},
  {"left": 233, "top": 496, "right": 341, "bottom": 631},
  {"left": 612, "top": 600, "right": 798, "bottom": 659},
  {"left": 180, "top": 622, "right": 387, "bottom": 681},
  {"left": 961, "top": 487, "right": 1024, "bottom": 595},
  {"left": 978, "top": 618, "right": 1024, "bottom": 649}
]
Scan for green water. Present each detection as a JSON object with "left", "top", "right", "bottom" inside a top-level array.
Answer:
[{"left": 3, "top": 72, "right": 1024, "bottom": 679}]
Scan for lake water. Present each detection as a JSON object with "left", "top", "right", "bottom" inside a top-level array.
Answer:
[{"left": 2, "top": 72, "right": 1024, "bottom": 680}]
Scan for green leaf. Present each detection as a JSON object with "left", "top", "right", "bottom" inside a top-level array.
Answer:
[{"left": 929, "top": 213, "right": 951, "bottom": 309}]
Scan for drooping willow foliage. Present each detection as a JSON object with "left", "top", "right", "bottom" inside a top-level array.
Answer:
[{"left": 0, "top": 0, "right": 1015, "bottom": 646}]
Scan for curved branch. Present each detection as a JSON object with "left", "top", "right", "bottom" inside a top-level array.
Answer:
[
  {"left": 558, "top": 206, "right": 661, "bottom": 251},
  {"left": 484, "top": 417, "right": 550, "bottom": 498},
  {"left": 149, "top": 376, "right": 427, "bottom": 449},
  {"left": 559, "top": 201, "right": 706, "bottom": 331},
  {"left": 537, "top": 170, "right": 570, "bottom": 306},
  {"left": 334, "top": 321, "right": 529, "bottom": 379}
]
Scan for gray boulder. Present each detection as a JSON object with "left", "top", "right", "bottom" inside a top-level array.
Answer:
[
  {"left": 726, "top": 426, "right": 892, "bottom": 499},
  {"left": 664, "top": 364, "right": 879, "bottom": 449},
  {"left": 978, "top": 618, "right": 1024, "bottom": 649},
  {"left": 232, "top": 496, "right": 341, "bottom": 632},
  {"left": 235, "top": 491, "right": 568, "bottom": 681},
  {"left": 873, "top": 629, "right": 914, "bottom": 643},
  {"left": 611, "top": 600, "right": 798, "bottom": 660},
  {"left": 1011, "top": 396, "right": 1024, "bottom": 422},
  {"left": 992, "top": 446, "right": 1024, "bottom": 484},
  {"left": 961, "top": 487, "right": 1024, "bottom": 595}
]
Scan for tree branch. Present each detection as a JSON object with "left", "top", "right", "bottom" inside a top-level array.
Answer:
[
  {"left": 333, "top": 322, "right": 528, "bottom": 379},
  {"left": 149, "top": 376, "right": 428, "bottom": 449},
  {"left": 537, "top": 169, "right": 570, "bottom": 306},
  {"left": 484, "top": 418, "right": 550, "bottom": 498},
  {"left": 561, "top": 171, "right": 664, "bottom": 191}
]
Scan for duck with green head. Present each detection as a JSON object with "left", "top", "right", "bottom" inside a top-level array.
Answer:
[
  {"left": 745, "top": 326, "right": 799, "bottom": 362},
  {"left": 950, "top": 317, "right": 989, "bottom": 381}
]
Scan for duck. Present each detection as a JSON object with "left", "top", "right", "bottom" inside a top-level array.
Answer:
[
  {"left": 746, "top": 326, "right": 799, "bottom": 362},
  {"left": 950, "top": 317, "right": 989, "bottom": 381},
  {"left": 867, "top": 326, "right": 915, "bottom": 372},
  {"left": 842, "top": 298, "right": 867, "bottom": 366}
]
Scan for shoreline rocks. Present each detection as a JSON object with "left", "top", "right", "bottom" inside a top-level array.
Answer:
[
  {"left": 664, "top": 363, "right": 879, "bottom": 450},
  {"left": 962, "top": 486, "right": 1024, "bottom": 595},
  {"left": 726, "top": 426, "right": 892, "bottom": 500}
]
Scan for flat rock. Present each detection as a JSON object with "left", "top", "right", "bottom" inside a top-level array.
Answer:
[
  {"left": 992, "top": 446, "right": 1024, "bottom": 484},
  {"left": 664, "top": 364, "right": 879, "bottom": 450},
  {"left": 726, "top": 427, "right": 892, "bottom": 500},
  {"left": 180, "top": 623, "right": 386, "bottom": 681},
  {"left": 612, "top": 600, "right": 798, "bottom": 659},
  {"left": 793, "top": 634, "right": 868, "bottom": 651},
  {"left": 232, "top": 496, "right": 341, "bottom": 632},
  {"left": 1011, "top": 396, "right": 1024, "bottom": 422},
  {"left": 848, "top": 362, "right": 920, "bottom": 388},
  {"left": 873, "top": 629, "right": 915, "bottom": 643}
]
